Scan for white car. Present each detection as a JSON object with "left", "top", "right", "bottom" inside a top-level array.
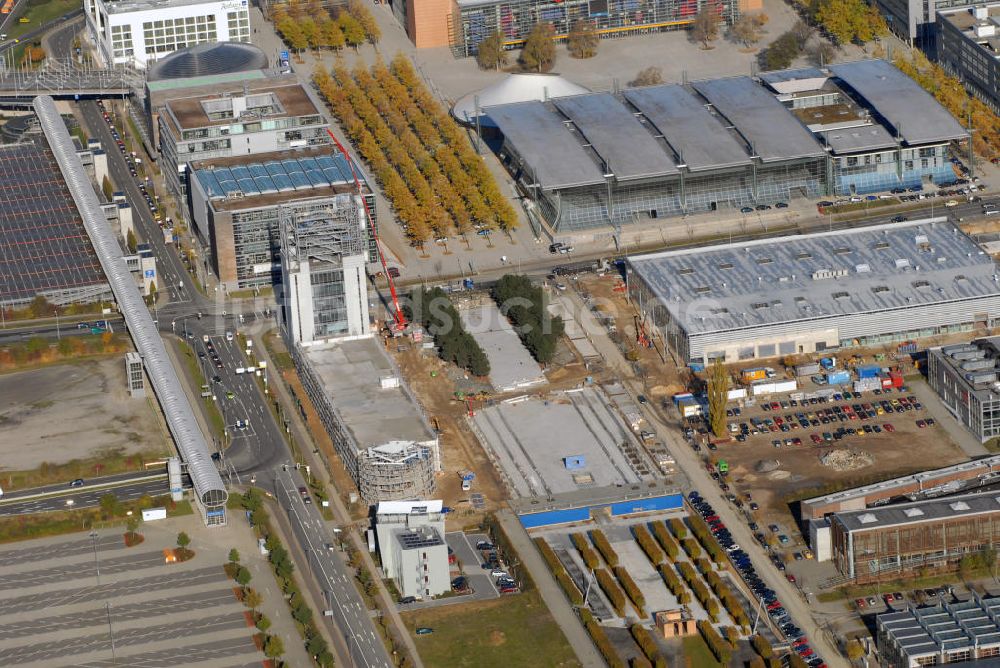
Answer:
[{"left": 462, "top": 479, "right": 471, "bottom": 491}]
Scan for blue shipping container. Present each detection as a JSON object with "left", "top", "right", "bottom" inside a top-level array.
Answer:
[
  {"left": 857, "top": 365, "right": 880, "bottom": 379},
  {"left": 827, "top": 370, "right": 850, "bottom": 385},
  {"left": 609, "top": 494, "right": 683, "bottom": 517},
  {"left": 519, "top": 506, "right": 591, "bottom": 529}
]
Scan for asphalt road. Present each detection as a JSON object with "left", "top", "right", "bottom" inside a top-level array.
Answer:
[
  {"left": 0, "top": 478, "right": 175, "bottom": 516},
  {"left": 275, "top": 467, "right": 394, "bottom": 668}
]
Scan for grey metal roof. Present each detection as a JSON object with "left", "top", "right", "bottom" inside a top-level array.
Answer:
[
  {"left": 878, "top": 596, "right": 1000, "bottom": 659},
  {"left": 552, "top": 93, "right": 678, "bottom": 181},
  {"left": 623, "top": 85, "right": 751, "bottom": 172},
  {"left": 933, "top": 337, "right": 1000, "bottom": 405},
  {"left": 691, "top": 76, "right": 825, "bottom": 162},
  {"left": 758, "top": 67, "right": 827, "bottom": 84},
  {"left": 627, "top": 218, "right": 1000, "bottom": 336},
  {"left": 485, "top": 100, "right": 606, "bottom": 190},
  {"left": 834, "top": 489, "right": 1000, "bottom": 533},
  {"left": 0, "top": 139, "right": 107, "bottom": 304},
  {"left": 830, "top": 60, "right": 968, "bottom": 145},
  {"left": 821, "top": 124, "right": 898, "bottom": 153},
  {"left": 34, "top": 95, "right": 228, "bottom": 510}
]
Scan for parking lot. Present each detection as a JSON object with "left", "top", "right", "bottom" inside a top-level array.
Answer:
[{"left": 0, "top": 525, "right": 265, "bottom": 667}]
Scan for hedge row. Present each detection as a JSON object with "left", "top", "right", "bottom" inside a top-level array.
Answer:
[
  {"left": 697, "top": 620, "right": 732, "bottom": 664},
  {"left": 657, "top": 563, "right": 691, "bottom": 604},
  {"left": 583, "top": 615, "right": 625, "bottom": 668},
  {"left": 614, "top": 566, "right": 646, "bottom": 617},
  {"left": 591, "top": 530, "right": 619, "bottom": 568},
  {"left": 632, "top": 524, "right": 664, "bottom": 565},
  {"left": 631, "top": 623, "right": 663, "bottom": 664},
  {"left": 678, "top": 562, "right": 720, "bottom": 622},
  {"left": 706, "top": 570, "right": 750, "bottom": 630},
  {"left": 687, "top": 513, "right": 727, "bottom": 565},
  {"left": 668, "top": 517, "right": 687, "bottom": 540},
  {"left": 694, "top": 557, "right": 712, "bottom": 575},
  {"left": 789, "top": 653, "right": 809, "bottom": 668},
  {"left": 752, "top": 633, "right": 774, "bottom": 659},
  {"left": 681, "top": 538, "right": 701, "bottom": 561},
  {"left": 571, "top": 533, "right": 600, "bottom": 570},
  {"left": 533, "top": 538, "right": 583, "bottom": 606},
  {"left": 651, "top": 521, "right": 679, "bottom": 560},
  {"left": 596, "top": 567, "right": 627, "bottom": 616},
  {"left": 724, "top": 625, "right": 740, "bottom": 648},
  {"left": 631, "top": 656, "right": 652, "bottom": 668}
]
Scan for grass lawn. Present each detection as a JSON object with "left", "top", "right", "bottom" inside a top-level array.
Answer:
[
  {"left": 8, "top": 0, "right": 81, "bottom": 40},
  {"left": 681, "top": 634, "right": 723, "bottom": 668},
  {"left": 399, "top": 591, "right": 579, "bottom": 668}
]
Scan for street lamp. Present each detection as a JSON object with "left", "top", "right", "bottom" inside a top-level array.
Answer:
[{"left": 89, "top": 530, "right": 101, "bottom": 585}]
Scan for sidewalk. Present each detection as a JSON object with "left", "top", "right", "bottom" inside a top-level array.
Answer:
[{"left": 496, "top": 510, "right": 605, "bottom": 668}]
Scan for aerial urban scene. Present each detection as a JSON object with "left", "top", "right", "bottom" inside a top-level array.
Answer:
[{"left": 3, "top": 0, "right": 1000, "bottom": 664}]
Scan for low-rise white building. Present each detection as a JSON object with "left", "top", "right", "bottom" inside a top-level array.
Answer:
[
  {"left": 374, "top": 501, "right": 450, "bottom": 600},
  {"left": 85, "top": 0, "right": 250, "bottom": 67}
]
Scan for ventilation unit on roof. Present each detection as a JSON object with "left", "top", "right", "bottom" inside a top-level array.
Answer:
[
  {"left": 915, "top": 234, "right": 929, "bottom": 245},
  {"left": 678, "top": 267, "right": 695, "bottom": 275},
  {"left": 752, "top": 302, "right": 770, "bottom": 310},
  {"left": 718, "top": 262, "right": 734, "bottom": 270},
  {"left": 833, "top": 291, "right": 850, "bottom": 300},
  {"left": 872, "top": 286, "right": 890, "bottom": 294},
  {"left": 695, "top": 286, "right": 711, "bottom": 294},
  {"left": 711, "top": 307, "right": 729, "bottom": 315},
  {"left": 812, "top": 268, "right": 848, "bottom": 280},
  {"left": 858, "top": 513, "right": 878, "bottom": 524},
  {"left": 756, "top": 257, "right": 774, "bottom": 265},
  {"left": 797, "top": 252, "right": 812, "bottom": 260},
  {"left": 856, "top": 263, "right": 871, "bottom": 273},
  {"left": 950, "top": 501, "right": 971, "bottom": 511},
  {"left": 895, "top": 258, "right": 911, "bottom": 269},
  {"left": 834, "top": 247, "right": 852, "bottom": 255},
  {"left": 874, "top": 241, "right": 891, "bottom": 250},
  {"left": 903, "top": 507, "right": 924, "bottom": 517},
  {"left": 913, "top": 280, "right": 931, "bottom": 290},
  {"left": 956, "top": 275, "right": 969, "bottom": 282}
]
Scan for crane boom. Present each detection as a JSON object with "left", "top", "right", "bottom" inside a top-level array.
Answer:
[{"left": 324, "top": 128, "right": 406, "bottom": 333}]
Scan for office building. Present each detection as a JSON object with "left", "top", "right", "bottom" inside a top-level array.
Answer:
[
  {"left": 295, "top": 337, "right": 440, "bottom": 503},
  {"left": 187, "top": 147, "right": 376, "bottom": 289},
  {"left": 877, "top": 593, "right": 1000, "bottom": 667},
  {"left": 85, "top": 0, "right": 250, "bottom": 67},
  {"left": 395, "top": 0, "right": 759, "bottom": 56},
  {"left": 928, "top": 338, "right": 1000, "bottom": 443},
  {"left": 156, "top": 77, "right": 331, "bottom": 201},
  {"left": 280, "top": 201, "right": 370, "bottom": 345},
  {"left": 938, "top": 4, "right": 1000, "bottom": 113},
  {"left": 485, "top": 60, "right": 966, "bottom": 234},
  {"left": 829, "top": 491, "right": 1000, "bottom": 582},
  {"left": 374, "top": 501, "right": 450, "bottom": 599},
  {"left": 626, "top": 218, "right": 1000, "bottom": 364}
]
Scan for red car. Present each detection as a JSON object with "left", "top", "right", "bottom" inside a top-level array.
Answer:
[
  {"left": 856, "top": 598, "right": 867, "bottom": 608},
  {"left": 917, "top": 420, "right": 927, "bottom": 428},
  {"left": 884, "top": 423, "right": 895, "bottom": 432},
  {"left": 767, "top": 600, "right": 783, "bottom": 610},
  {"left": 811, "top": 434, "right": 823, "bottom": 444}
]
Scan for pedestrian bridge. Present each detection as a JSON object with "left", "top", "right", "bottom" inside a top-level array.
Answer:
[{"left": 0, "top": 60, "right": 136, "bottom": 98}]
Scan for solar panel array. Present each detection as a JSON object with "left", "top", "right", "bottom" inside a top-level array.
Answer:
[
  {"left": 194, "top": 153, "right": 356, "bottom": 199},
  {"left": 0, "top": 140, "right": 106, "bottom": 304}
]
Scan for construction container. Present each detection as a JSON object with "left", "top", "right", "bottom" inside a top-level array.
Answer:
[
  {"left": 889, "top": 370, "right": 904, "bottom": 388},
  {"left": 672, "top": 392, "right": 694, "bottom": 405},
  {"left": 897, "top": 341, "right": 918, "bottom": 354},
  {"left": 857, "top": 365, "right": 881, "bottom": 380},
  {"left": 727, "top": 388, "right": 747, "bottom": 401},
  {"left": 966, "top": 372, "right": 999, "bottom": 385},
  {"left": 795, "top": 362, "right": 821, "bottom": 377},
  {"left": 854, "top": 377, "right": 881, "bottom": 392},
  {"left": 881, "top": 377, "right": 894, "bottom": 389},
  {"left": 688, "top": 362, "right": 705, "bottom": 372},
  {"left": 742, "top": 367, "right": 769, "bottom": 382},
  {"left": 678, "top": 397, "right": 703, "bottom": 418},
  {"left": 961, "top": 359, "right": 996, "bottom": 372},
  {"left": 827, "top": 370, "right": 851, "bottom": 385}
]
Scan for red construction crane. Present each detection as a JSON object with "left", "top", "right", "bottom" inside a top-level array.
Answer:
[{"left": 324, "top": 128, "right": 406, "bottom": 334}]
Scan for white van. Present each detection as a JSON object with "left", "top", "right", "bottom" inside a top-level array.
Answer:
[{"left": 226, "top": 331, "right": 234, "bottom": 342}]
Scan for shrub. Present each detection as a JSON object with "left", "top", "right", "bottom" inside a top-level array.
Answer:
[
  {"left": 651, "top": 521, "right": 679, "bottom": 560},
  {"left": 631, "top": 623, "right": 663, "bottom": 663},
  {"left": 697, "top": 620, "right": 731, "bottom": 664},
  {"left": 631, "top": 656, "right": 652, "bottom": 668},
  {"left": 752, "top": 634, "right": 773, "bottom": 659},
  {"left": 614, "top": 566, "right": 646, "bottom": 617},
  {"left": 584, "top": 618, "right": 625, "bottom": 668},
  {"left": 724, "top": 625, "right": 740, "bottom": 648},
  {"left": 595, "top": 568, "right": 627, "bottom": 616},
  {"left": 590, "top": 529, "right": 619, "bottom": 568},
  {"left": 632, "top": 524, "right": 664, "bottom": 565},
  {"left": 681, "top": 538, "right": 701, "bottom": 560},
  {"left": 657, "top": 563, "right": 691, "bottom": 604},
  {"left": 571, "top": 533, "right": 601, "bottom": 570},
  {"left": 668, "top": 517, "right": 687, "bottom": 540}
]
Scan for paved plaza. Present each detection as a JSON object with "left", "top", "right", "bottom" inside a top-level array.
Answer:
[{"left": 0, "top": 519, "right": 268, "bottom": 667}]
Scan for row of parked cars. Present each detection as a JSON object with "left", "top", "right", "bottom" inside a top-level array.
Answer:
[
  {"left": 688, "top": 491, "right": 827, "bottom": 668},
  {"left": 478, "top": 540, "right": 519, "bottom": 594}
]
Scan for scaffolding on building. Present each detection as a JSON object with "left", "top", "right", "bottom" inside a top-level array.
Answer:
[{"left": 279, "top": 195, "right": 368, "bottom": 267}]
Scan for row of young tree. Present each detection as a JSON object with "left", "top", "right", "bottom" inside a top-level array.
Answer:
[
  {"left": 476, "top": 19, "right": 598, "bottom": 72},
  {"left": 271, "top": 0, "right": 379, "bottom": 53},
  {"left": 491, "top": 274, "right": 564, "bottom": 364},
  {"left": 313, "top": 55, "right": 518, "bottom": 243},
  {"left": 894, "top": 50, "right": 1000, "bottom": 160},
  {"left": 406, "top": 287, "right": 490, "bottom": 377}
]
